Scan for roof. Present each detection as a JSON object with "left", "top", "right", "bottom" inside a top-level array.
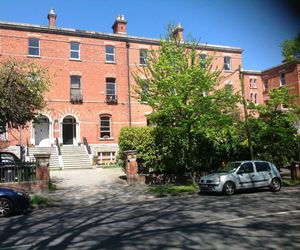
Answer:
[
  {"left": 0, "top": 21, "right": 243, "bottom": 53},
  {"left": 242, "top": 70, "right": 262, "bottom": 75},
  {"left": 262, "top": 60, "right": 299, "bottom": 73}
]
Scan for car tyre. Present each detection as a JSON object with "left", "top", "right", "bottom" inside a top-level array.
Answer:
[
  {"left": 0, "top": 198, "right": 13, "bottom": 217},
  {"left": 270, "top": 178, "right": 281, "bottom": 192},
  {"left": 223, "top": 181, "right": 235, "bottom": 195}
]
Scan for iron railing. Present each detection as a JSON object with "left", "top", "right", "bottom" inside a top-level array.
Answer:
[{"left": 0, "top": 160, "right": 36, "bottom": 183}]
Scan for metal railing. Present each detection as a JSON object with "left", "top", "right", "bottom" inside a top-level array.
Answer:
[
  {"left": 83, "top": 137, "right": 91, "bottom": 154},
  {"left": 0, "top": 160, "right": 36, "bottom": 183},
  {"left": 70, "top": 88, "right": 83, "bottom": 103}
]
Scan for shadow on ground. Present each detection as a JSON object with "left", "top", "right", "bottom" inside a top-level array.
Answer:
[{"left": 0, "top": 187, "right": 299, "bottom": 249}]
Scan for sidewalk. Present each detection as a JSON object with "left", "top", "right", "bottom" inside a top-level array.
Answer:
[{"left": 47, "top": 168, "right": 153, "bottom": 206}]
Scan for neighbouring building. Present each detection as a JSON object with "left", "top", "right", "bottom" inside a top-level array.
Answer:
[
  {"left": 261, "top": 61, "right": 300, "bottom": 105},
  {"left": 0, "top": 9, "right": 258, "bottom": 168}
]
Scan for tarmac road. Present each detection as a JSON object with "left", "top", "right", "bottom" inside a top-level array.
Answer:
[{"left": 0, "top": 169, "right": 299, "bottom": 250}]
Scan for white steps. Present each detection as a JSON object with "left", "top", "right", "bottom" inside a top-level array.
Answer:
[
  {"left": 60, "top": 146, "right": 92, "bottom": 169},
  {"left": 28, "top": 146, "right": 60, "bottom": 169}
]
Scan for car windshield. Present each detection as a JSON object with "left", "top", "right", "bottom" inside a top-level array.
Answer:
[{"left": 217, "top": 162, "right": 241, "bottom": 173}]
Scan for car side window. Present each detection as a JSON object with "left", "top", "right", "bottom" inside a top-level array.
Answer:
[
  {"left": 0, "top": 153, "right": 15, "bottom": 164},
  {"left": 238, "top": 162, "right": 254, "bottom": 174},
  {"left": 255, "top": 162, "right": 271, "bottom": 172}
]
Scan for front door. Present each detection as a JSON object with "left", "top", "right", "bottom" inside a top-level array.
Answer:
[
  {"left": 62, "top": 116, "right": 76, "bottom": 145},
  {"left": 34, "top": 116, "right": 49, "bottom": 145}
]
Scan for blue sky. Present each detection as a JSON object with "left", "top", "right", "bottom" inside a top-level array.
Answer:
[{"left": 0, "top": 0, "right": 299, "bottom": 70}]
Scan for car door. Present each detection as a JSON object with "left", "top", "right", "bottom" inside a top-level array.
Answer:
[
  {"left": 236, "top": 162, "right": 256, "bottom": 189},
  {"left": 254, "top": 161, "right": 272, "bottom": 187}
]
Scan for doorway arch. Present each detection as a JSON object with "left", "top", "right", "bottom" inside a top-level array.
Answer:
[{"left": 62, "top": 115, "right": 77, "bottom": 145}]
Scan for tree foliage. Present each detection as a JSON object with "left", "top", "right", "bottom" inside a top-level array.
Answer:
[
  {"left": 0, "top": 58, "right": 50, "bottom": 129},
  {"left": 281, "top": 32, "right": 300, "bottom": 62},
  {"left": 132, "top": 27, "right": 241, "bottom": 174},
  {"left": 249, "top": 87, "right": 300, "bottom": 168}
]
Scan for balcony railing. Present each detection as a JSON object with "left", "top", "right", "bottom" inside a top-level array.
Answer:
[
  {"left": 70, "top": 88, "right": 83, "bottom": 103},
  {"left": 106, "top": 95, "right": 118, "bottom": 104}
]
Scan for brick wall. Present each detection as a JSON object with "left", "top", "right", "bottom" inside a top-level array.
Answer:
[{"left": 0, "top": 22, "right": 243, "bottom": 155}]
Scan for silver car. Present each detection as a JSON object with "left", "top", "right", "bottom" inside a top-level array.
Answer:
[{"left": 199, "top": 161, "right": 282, "bottom": 195}]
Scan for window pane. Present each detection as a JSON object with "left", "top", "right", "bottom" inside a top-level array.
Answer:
[
  {"left": 100, "top": 116, "right": 111, "bottom": 138},
  {"left": 106, "top": 46, "right": 114, "bottom": 54},
  {"left": 29, "top": 38, "right": 39, "bottom": 47},
  {"left": 70, "top": 51, "right": 79, "bottom": 59},
  {"left": 70, "top": 42, "right": 79, "bottom": 50},
  {"left": 224, "top": 57, "right": 231, "bottom": 71},
  {"left": 100, "top": 131, "right": 110, "bottom": 137},
  {"left": 71, "top": 76, "right": 81, "bottom": 88},
  {"left": 140, "top": 49, "right": 148, "bottom": 65},
  {"left": 255, "top": 162, "right": 271, "bottom": 172},
  {"left": 106, "top": 54, "right": 115, "bottom": 62},
  {"left": 29, "top": 48, "right": 39, "bottom": 56}
]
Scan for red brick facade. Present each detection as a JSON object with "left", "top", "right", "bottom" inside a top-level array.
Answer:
[{"left": 0, "top": 11, "right": 244, "bottom": 158}]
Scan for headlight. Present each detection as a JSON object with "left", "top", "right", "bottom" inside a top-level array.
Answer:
[
  {"left": 16, "top": 191, "right": 25, "bottom": 196},
  {"left": 212, "top": 177, "right": 220, "bottom": 182}
]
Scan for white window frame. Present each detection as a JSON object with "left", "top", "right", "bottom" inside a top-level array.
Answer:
[
  {"left": 28, "top": 38, "right": 40, "bottom": 56},
  {"left": 223, "top": 56, "right": 231, "bottom": 71},
  {"left": 106, "top": 78, "right": 116, "bottom": 96},
  {"left": 280, "top": 73, "right": 286, "bottom": 86},
  {"left": 100, "top": 115, "right": 112, "bottom": 139},
  {"left": 105, "top": 46, "right": 115, "bottom": 63},
  {"left": 140, "top": 49, "right": 148, "bottom": 65},
  {"left": 70, "top": 42, "right": 80, "bottom": 60}
]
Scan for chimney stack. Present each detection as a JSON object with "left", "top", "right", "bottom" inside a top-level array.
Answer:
[
  {"left": 47, "top": 9, "right": 57, "bottom": 28},
  {"left": 112, "top": 15, "right": 127, "bottom": 34},
  {"left": 172, "top": 23, "right": 184, "bottom": 42}
]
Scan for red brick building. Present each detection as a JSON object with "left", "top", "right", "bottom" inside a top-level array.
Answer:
[
  {"left": 261, "top": 61, "right": 300, "bottom": 105},
  {"left": 0, "top": 10, "right": 244, "bottom": 166}
]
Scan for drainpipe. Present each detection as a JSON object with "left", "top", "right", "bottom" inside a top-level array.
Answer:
[
  {"left": 126, "top": 41, "right": 132, "bottom": 126},
  {"left": 239, "top": 65, "right": 254, "bottom": 160}
]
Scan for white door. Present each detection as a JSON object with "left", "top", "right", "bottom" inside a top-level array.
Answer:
[{"left": 34, "top": 117, "right": 49, "bottom": 145}]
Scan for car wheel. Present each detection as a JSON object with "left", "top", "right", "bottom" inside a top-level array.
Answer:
[
  {"left": 223, "top": 181, "right": 235, "bottom": 195},
  {"left": 0, "top": 198, "right": 13, "bottom": 217},
  {"left": 270, "top": 178, "right": 281, "bottom": 192}
]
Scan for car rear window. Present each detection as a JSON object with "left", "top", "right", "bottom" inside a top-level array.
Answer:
[{"left": 255, "top": 162, "right": 271, "bottom": 172}]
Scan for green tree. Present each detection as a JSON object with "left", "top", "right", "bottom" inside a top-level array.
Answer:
[
  {"left": 0, "top": 58, "right": 50, "bottom": 130},
  {"left": 250, "top": 87, "right": 300, "bottom": 168},
  {"left": 281, "top": 32, "right": 300, "bottom": 62},
  {"left": 133, "top": 27, "right": 240, "bottom": 178}
]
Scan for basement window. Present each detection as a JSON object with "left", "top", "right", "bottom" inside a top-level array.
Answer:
[{"left": 97, "top": 151, "right": 116, "bottom": 165}]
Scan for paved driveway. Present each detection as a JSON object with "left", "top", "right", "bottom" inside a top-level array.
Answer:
[{"left": 48, "top": 168, "right": 151, "bottom": 205}]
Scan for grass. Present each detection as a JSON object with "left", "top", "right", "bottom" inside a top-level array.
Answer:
[
  {"left": 147, "top": 184, "right": 198, "bottom": 197},
  {"left": 30, "top": 195, "right": 49, "bottom": 208},
  {"left": 282, "top": 178, "right": 300, "bottom": 186},
  {"left": 48, "top": 180, "right": 57, "bottom": 191}
]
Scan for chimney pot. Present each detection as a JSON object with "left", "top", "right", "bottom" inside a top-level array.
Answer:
[
  {"left": 172, "top": 23, "right": 184, "bottom": 42},
  {"left": 47, "top": 8, "right": 57, "bottom": 28},
  {"left": 112, "top": 15, "right": 127, "bottom": 34}
]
